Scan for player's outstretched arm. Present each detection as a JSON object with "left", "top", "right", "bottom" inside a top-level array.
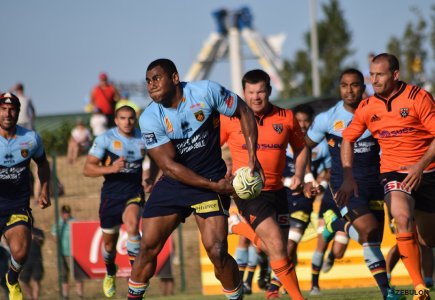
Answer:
[
  {"left": 83, "top": 155, "right": 125, "bottom": 177},
  {"left": 148, "top": 141, "right": 234, "bottom": 195},
  {"left": 335, "top": 139, "right": 358, "bottom": 206},
  {"left": 36, "top": 158, "right": 51, "bottom": 209},
  {"left": 232, "top": 97, "right": 264, "bottom": 184}
]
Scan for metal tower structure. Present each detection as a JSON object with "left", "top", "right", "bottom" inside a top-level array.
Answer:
[{"left": 184, "top": 7, "right": 286, "bottom": 96}]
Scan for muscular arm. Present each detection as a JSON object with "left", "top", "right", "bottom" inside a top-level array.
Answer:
[
  {"left": 335, "top": 139, "right": 358, "bottom": 205},
  {"left": 83, "top": 155, "right": 124, "bottom": 177},
  {"left": 36, "top": 158, "right": 51, "bottom": 209},
  {"left": 147, "top": 142, "right": 233, "bottom": 194},
  {"left": 232, "top": 97, "right": 264, "bottom": 180}
]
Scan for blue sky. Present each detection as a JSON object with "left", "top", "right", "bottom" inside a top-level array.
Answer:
[{"left": 1, "top": 0, "right": 433, "bottom": 116}]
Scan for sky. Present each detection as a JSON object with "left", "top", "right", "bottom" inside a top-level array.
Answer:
[{"left": 1, "top": 0, "right": 433, "bottom": 116}]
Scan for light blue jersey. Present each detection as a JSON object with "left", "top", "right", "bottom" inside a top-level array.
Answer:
[
  {"left": 139, "top": 80, "right": 237, "bottom": 184},
  {"left": 89, "top": 127, "right": 145, "bottom": 199},
  {"left": 0, "top": 126, "right": 46, "bottom": 213}
]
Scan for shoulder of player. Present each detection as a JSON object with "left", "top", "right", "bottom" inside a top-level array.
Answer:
[
  {"left": 16, "top": 126, "right": 40, "bottom": 143},
  {"left": 267, "top": 105, "right": 293, "bottom": 121},
  {"left": 403, "top": 83, "right": 433, "bottom": 103}
]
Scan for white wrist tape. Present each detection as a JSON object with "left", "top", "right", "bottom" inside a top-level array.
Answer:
[
  {"left": 283, "top": 177, "right": 293, "bottom": 187},
  {"left": 320, "top": 180, "right": 328, "bottom": 190},
  {"left": 304, "top": 173, "right": 315, "bottom": 183}
]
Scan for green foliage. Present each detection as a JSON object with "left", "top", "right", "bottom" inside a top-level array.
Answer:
[{"left": 40, "top": 121, "right": 74, "bottom": 155}]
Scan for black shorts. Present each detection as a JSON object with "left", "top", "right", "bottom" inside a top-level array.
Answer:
[
  {"left": 99, "top": 194, "right": 144, "bottom": 230},
  {"left": 380, "top": 171, "right": 435, "bottom": 213},
  {"left": 143, "top": 178, "right": 231, "bottom": 221},
  {"left": 235, "top": 188, "right": 288, "bottom": 230},
  {"left": 20, "top": 259, "right": 44, "bottom": 283},
  {"left": 318, "top": 187, "right": 341, "bottom": 219},
  {"left": 0, "top": 208, "right": 33, "bottom": 236},
  {"left": 287, "top": 188, "right": 313, "bottom": 231}
]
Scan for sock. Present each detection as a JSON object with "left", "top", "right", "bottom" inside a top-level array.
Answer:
[
  {"left": 311, "top": 251, "right": 324, "bottom": 288},
  {"left": 231, "top": 222, "right": 262, "bottom": 250},
  {"left": 223, "top": 280, "right": 243, "bottom": 300},
  {"left": 345, "top": 223, "right": 360, "bottom": 242},
  {"left": 270, "top": 258, "right": 304, "bottom": 300},
  {"left": 7, "top": 257, "right": 23, "bottom": 284},
  {"left": 363, "top": 243, "right": 389, "bottom": 298},
  {"left": 102, "top": 246, "right": 117, "bottom": 276},
  {"left": 127, "top": 279, "right": 148, "bottom": 299},
  {"left": 424, "top": 276, "right": 434, "bottom": 287},
  {"left": 127, "top": 235, "right": 141, "bottom": 267},
  {"left": 396, "top": 232, "right": 425, "bottom": 287},
  {"left": 245, "top": 245, "right": 258, "bottom": 287},
  {"left": 235, "top": 247, "right": 248, "bottom": 281}
]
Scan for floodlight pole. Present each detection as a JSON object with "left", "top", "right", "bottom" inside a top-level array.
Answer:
[{"left": 309, "top": 0, "right": 321, "bottom": 97}]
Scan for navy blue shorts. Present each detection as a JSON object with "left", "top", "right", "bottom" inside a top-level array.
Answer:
[
  {"left": 235, "top": 188, "right": 288, "bottom": 230},
  {"left": 142, "top": 178, "right": 231, "bottom": 221},
  {"left": 380, "top": 171, "right": 435, "bottom": 213},
  {"left": 287, "top": 188, "right": 313, "bottom": 230},
  {"left": 0, "top": 208, "right": 33, "bottom": 235},
  {"left": 99, "top": 194, "right": 144, "bottom": 230}
]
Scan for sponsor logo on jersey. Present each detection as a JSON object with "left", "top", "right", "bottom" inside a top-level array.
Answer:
[
  {"left": 379, "top": 127, "right": 415, "bottom": 138},
  {"left": 164, "top": 116, "right": 173, "bottom": 133},
  {"left": 400, "top": 107, "right": 409, "bottom": 118},
  {"left": 370, "top": 114, "right": 381, "bottom": 122},
  {"left": 143, "top": 132, "right": 158, "bottom": 146},
  {"left": 113, "top": 140, "right": 122, "bottom": 151},
  {"left": 273, "top": 123, "right": 283, "bottom": 134},
  {"left": 21, "top": 149, "right": 29, "bottom": 158},
  {"left": 333, "top": 120, "right": 345, "bottom": 131},
  {"left": 225, "top": 95, "right": 234, "bottom": 109},
  {"left": 194, "top": 110, "right": 205, "bottom": 122}
]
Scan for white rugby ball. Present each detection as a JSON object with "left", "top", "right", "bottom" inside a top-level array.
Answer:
[{"left": 232, "top": 167, "right": 263, "bottom": 200}]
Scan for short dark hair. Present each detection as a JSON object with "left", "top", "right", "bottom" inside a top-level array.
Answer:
[
  {"left": 242, "top": 69, "right": 271, "bottom": 91},
  {"left": 61, "top": 205, "right": 71, "bottom": 213},
  {"left": 293, "top": 103, "right": 315, "bottom": 120},
  {"left": 147, "top": 58, "right": 178, "bottom": 75},
  {"left": 372, "top": 53, "right": 400, "bottom": 72},
  {"left": 340, "top": 68, "right": 364, "bottom": 84},
  {"left": 115, "top": 105, "right": 136, "bottom": 117}
]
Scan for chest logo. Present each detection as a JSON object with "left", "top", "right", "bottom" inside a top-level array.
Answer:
[
  {"left": 333, "top": 120, "right": 345, "bottom": 131},
  {"left": 194, "top": 110, "right": 205, "bottom": 122},
  {"left": 273, "top": 123, "right": 283, "bottom": 134},
  {"left": 164, "top": 116, "right": 173, "bottom": 133},
  {"left": 113, "top": 140, "right": 122, "bottom": 151},
  {"left": 400, "top": 108, "right": 409, "bottom": 118},
  {"left": 21, "top": 149, "right": 29, "bottom": 158}
]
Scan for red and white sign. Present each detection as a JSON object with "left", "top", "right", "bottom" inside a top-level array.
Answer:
[{"left": 70, "top": 221, "right": 172, "bottom": 279}]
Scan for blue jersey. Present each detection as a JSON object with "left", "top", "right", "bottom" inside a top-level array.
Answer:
[
  {"left": 283, "top": 139, "right": 331, "bottom": 178},
  {"left": 89, "top": 127, "right": 146, "bottom": 199},
  {"left": 307, "top": 100, "right": 380, "bottom": 189},
  {"left": 139, "top": 80, "right": 238, "bottom": 185},
  {"left": 0, "top": 126, "right": 46, "bottom": 213}
]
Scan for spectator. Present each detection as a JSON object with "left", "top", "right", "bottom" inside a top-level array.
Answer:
[
  {"left": 67, "top": 119, "right": 92, "bottom": 164},
  {"left": 363, "top": 52, "right": 375, "bottom": 98},
  {"left": 51, "top": 205, "right": 86, "bottom": 300},
  {"left": 20, "top": 226, "right": 45, "bottom": 300},
  {"left": 11, "top": 82, "right": 36, "bottom": 130},
  {"left": 90, "top": 72, "right": 120, "bottom": 127},
  {"left": 89, "top": 109, "right": 108, "bottom": 138}
]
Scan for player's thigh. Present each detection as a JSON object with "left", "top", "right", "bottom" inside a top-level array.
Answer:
[
  {"left": 196, "top": 214, "right": 228, "bottom": 251},
  {"left": 122, "top": 203, "right": 141, "bottom": 230},
  {"left": 414, "top": 210, "right": 435, "bottom": 248},
  {"left": 141, "top": 214, "right": 180, "bottom": 252}
]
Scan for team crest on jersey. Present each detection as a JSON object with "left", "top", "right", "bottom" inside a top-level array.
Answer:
[
  {"left": 194, "top": 110, "right": 205, "bottom": 122},
  {"left": 113, "top": 140, "right": 122, "bottom": 151},
  {"left": 273, "top": 123, "right": 283, "bottom": 134},
  {"left": 143, "top": 133, "right": 157, "bottom": 146},
  {"left": 400, "top": 108, "right": 409, "bottom": 118},
  {"left": 225, "top": 96, "right": 234, "bottom": 109},
  {"left": 164, "top": 116, "right": 173, "bottom": 133},
  {"left": 21, "top": 149, "right": 29, "bottom": 158},
  {"left": 333, "top": 120, "right": 345, "bottom": 131},
  {"left": 311, "top": 151, "right": 318, "bottom": 160}
]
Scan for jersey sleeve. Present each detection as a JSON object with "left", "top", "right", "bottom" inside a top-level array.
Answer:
[
  {"left": 342, "top": 101, "right": 368, "bottom": 142},
  {"left": 307, "top": 111, "right": 329, "bottom": 144},
  {"left": 206, "top": 81, "right": 238, "bottom": 117},
  {"left": 287, "top": 111, "right": 306, "bottom": 151},
  {"left": 139, "top": 110, "right": 170, "bottom": 149},
  {"left": 415, "top": 91, "right": 435, "bottom": 136},
  {"left": 88, "top": 134, "right": 107, "bottom": 159},
  {"left": 32, "top": 133, "right": 47, "bottom": 163}
]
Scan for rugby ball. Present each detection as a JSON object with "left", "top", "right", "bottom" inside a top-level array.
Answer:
[{"left": 232, "top": 167, "right": 263, "bottom": 200}]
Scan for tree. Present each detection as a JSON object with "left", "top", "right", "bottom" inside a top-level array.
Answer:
[{"left": 280, "top": 0, "right": 353, "bottom": 98}]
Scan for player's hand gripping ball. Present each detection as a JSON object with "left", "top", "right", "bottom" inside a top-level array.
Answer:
[{"left": 232, "top": 167, "right": 263, "bottom": 200}]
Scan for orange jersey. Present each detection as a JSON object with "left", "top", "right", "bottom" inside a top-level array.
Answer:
[
  {"left": 343, "top": 82, "right": 435, "bottom": 173},
  {"left": 220, "top": 105, "right": 306, "bottom": 190}
]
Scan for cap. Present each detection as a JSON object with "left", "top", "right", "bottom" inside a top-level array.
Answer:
[
  {"left": 61, "top": 205, "right": 71, "bottom": 213},
  {"left": 0, "top": 92, "right": 21, "bottom": 109},
  {"left": 99, "top": 72, "right": 108, "bottom": 81}
]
